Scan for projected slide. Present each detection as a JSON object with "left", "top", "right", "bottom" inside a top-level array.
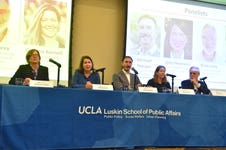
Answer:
[
  {"left": 126, "top": 0, "right": 226, "bottom": 90},
  {"left": 0, "top": 0, "right": 72, "bottom": 86}
]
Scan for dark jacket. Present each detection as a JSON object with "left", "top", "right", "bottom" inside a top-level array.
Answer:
[
  {"left": 181, "top": 79, "right": 211, "bottom": 95},
  {"left": 9, "top": 64, "right": 49, "bottom": 85},
  {"left": 146, "top": 78, "right": 171, "bottom": 93}
]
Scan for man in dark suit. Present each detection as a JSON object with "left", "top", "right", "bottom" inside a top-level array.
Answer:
[
  {"left": 181, "top": 66, "right": 210, "bottom": 95},
  {"left": 9, "top": 49, "right": 49, "bottom": 85},
  {"left": 112, "top": 56, "right": 142, "bottom": 91}
]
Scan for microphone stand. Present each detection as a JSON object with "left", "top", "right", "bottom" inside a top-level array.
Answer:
[
  {"left": 168, "top": 76, "right": 175, "bottom": 93},
  {"left": 95, "top": 69, "right": 105, "bottom": 84},
  {"left": 57, "top": 66, "right": 60, "bottom": 87},
  {"left": 99, "top": 70, "right": 105, "bottom": 84},
  {"left": 49, "top": 59, "right": 64, "bottom": 87},
  {"left": 102, "top": 71, "right": 105, "bottom": 84},
  {"left": 134, "top": 73, "right": 138, "bottom": 91}
]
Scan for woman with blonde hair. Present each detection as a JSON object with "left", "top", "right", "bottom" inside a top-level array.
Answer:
[{"left": 24, "top": 3, "right": 64, "bottom": 48}]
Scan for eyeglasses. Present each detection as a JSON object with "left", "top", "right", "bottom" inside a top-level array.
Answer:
[
  {"left": 190, "top": 72, "right": 197, "bottom": 75},
  {"left": 31, "top": 54, "right": 39, "bottom": 57}
]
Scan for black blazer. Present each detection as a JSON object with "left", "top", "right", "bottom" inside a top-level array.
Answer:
[
  {"left": 181, "top": 79, "right": 211, "bottom": 95},
  {"left": 9, "top": 64, "right": 49, "bottom": 85},
  {"left": 146, "top": 78, "right": 171, "bottom": 93}
]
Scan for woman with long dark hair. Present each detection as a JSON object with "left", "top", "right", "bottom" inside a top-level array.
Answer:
[
  {"left": 72, "top": 55, "right": 100, "bottom": 89},
  {"left": 146, "top": 65, "right": 171, "bottom": 93}
]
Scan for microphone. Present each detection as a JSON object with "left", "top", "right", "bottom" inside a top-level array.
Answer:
[
  {"left": 166, "top": 73, "right": 176, "bottom": 78},
  {"left": 95, "top": 68, "right": 106, "bottom": 72},
  {"left": 200, "top": 76, "right": 207, "bottom": 80},
  {"left": 49, "top": 58, "right": 61, "bottom": 67},
  {"left": 131, "top": 67, "right": 138, "bottom": 74}
]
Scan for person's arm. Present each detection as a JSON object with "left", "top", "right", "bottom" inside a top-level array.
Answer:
[
  {"left": 92, "top": 72, "right": 100, "bottom": 84},
  {"left": 147, "top": 79, "right": 164, "bottom": 92},
  {"left": 198, "top": 81, "right": 211, "bottom": 95},
  {"left": 162, "top": 82, "right": 172, "bottom": 93},
  {"left": 72, "top": 70, "right": 86, "bottom": 88},
  {"left": 112, "top": 73, "right": 124, "bottom": 90},
  {"left": 37, "top": 66, "right": 49, "bottom": 81},
  {"left": 135, "top": 75, "right": 142, "bottom": 90},
  {"left": 8, "top": 65, "right": 23, "bottom": 85},
  {"left": 166, "top": 82, "right": 171, "bottom": 89},
  {"left": 146, "top": 79, "right": 154, "bottom": 87},
  {"left": 84, "top": 72, "right": 100, "bottom": 89},
  {"left": 43, "top": 66, "right": 49, "bottom": 81},
  {"left": 181, "top": 80, "right": 190, "bottom": 89}
]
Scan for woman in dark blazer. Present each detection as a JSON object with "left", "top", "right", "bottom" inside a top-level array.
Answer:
[{"left": 9, "top": 49, "right": 49, "bottom": 85}]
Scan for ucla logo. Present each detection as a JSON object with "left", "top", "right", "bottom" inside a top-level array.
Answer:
[{"left": 78, "top": 106, "right": 102, "bottom": 114}]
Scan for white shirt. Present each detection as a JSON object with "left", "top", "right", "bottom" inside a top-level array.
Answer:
[{"left": 122, "top": 69, "right": 131, "bottom": 88}]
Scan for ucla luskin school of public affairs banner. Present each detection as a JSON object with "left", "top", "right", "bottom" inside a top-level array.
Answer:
[{"left": 1, "top": 85, "right": 226, "bottom": 149}]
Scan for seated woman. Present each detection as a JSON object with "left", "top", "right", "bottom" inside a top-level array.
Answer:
[
  {"left": 72, "top": 55, "right": 100, "bottom": 89},
  {"left": 146, "top": 65, "right": 171, "bottom": 93},
  {"left": 8, "top": 49, "right": 49, "bottom": 85}
]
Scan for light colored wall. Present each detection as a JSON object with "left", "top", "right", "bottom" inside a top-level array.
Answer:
[{"left": 71, "top": 0, "right": 126, "bottom": 85}]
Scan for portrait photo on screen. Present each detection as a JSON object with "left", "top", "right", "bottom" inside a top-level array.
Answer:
[
  {"left": 163, "top": 18, "right": 193, "bottom": 60},
  {"left": 24, "top": 1, "right": 67, "bottom": 48},
  {"left": 200, "top": 24, "right": 217, "bottom": 62},
  {"left": 0, "top": 0, "right": 11, "bottom": 44},
  {"left": 0, "top": 0, "right": 73, "bottom": 86},
  {"left": 126, "top": 14, "right": 161, "bottom": 58},
  {"left": 0, "top": 0, "right": 20, "bottom": 45}
]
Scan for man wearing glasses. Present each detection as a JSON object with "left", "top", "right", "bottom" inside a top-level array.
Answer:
[{"left": 181, "top": 66, "right": 211, "bottom": 94}]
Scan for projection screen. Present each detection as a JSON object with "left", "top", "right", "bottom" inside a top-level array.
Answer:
[{"left": 126, "top": 0, "right": 226, "bottom": 91}]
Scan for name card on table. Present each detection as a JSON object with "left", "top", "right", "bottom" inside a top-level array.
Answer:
[
  {"left": 138, "top": 87, "right": 158, "bottom": 93},
  {"left": 211, "top": 90, "right": 226, "bottom": 97},
  {"left": 29, "top": 80, "right": 54, "bottom": 88},
  {"left": 177, "top": 89, "right": 195, "bottom": 95},
  {"left": 92, "top": 84, "right": 113, "bottom": 91}
]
